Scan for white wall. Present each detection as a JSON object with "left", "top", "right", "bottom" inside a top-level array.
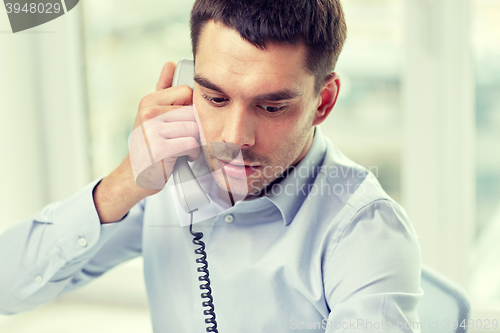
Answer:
[
  {"left": 0, "top": 4, "right": 90, "bottom": 235},
  {"left": 402, "top": 0, "right": 475, "bottom": 289},
  {"left": 0, "top": 6, "right": 151, "bottom": 333}
]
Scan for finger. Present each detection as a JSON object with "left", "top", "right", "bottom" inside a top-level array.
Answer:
[
  {"left": 144, "top": 122, "right": 199, "bottom": 154},
  {"left": 151, "top": 121, "right": 199, "bottom": 140},
  {"left": 139, "top": 85, "right": 193, "bottom": 110},
  {"left": 147, "top": 123, "right": 199, "bottom": 160},
  {"left": 134, "top": 105, "right": 183, "bottom": 129},
  {"left": 156, "top": 61, "right": 176, "bottom": 91},
  {"left": 168, "top": 138, "right": 202, "bottom": 162},
  {"left": 137, "top": 105, "right": 197, "bottom": 129},
  {"left": 154, "top": 106, "right": 197, "bottom": 123},
  {"left": 152, "top": 137, "right": 201, "bottom": 164}
]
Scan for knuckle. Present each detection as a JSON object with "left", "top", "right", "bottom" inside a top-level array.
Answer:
[
  {"left": 186, "top": 136, "right": 198, "bottom": 148},
  {"left": 181, "top": 85, "right": 192, "bottom": 94},
  {"left": 142, "top": 106, "right": 161, "bottom": 120},
  {"left": 179, "top": 85, "right": 193, "bottom": 99},
  {"left": 139, "top": 94, "right": 151, "bottom": 108}
]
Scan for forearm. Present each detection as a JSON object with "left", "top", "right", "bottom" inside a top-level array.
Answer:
[
  {"left": 0, "top": 179, "right": 123, "bottom": 314},
  {"left": 93, "top": 155, "right": 158, "bottom": 224}
]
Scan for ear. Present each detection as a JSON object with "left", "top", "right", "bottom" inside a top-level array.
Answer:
[{"left": 312, "top": 72, "right": 341, "bottom": 126}]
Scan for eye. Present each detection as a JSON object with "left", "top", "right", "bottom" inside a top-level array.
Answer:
[
  {"left": 259, "top": 105, "right": 286, "bottom": 113},
  {"left": 203, "top": 94, "right": 228, "bottom": 106}
]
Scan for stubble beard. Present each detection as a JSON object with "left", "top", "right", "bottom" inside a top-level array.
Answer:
[{"left": 202, "top": 110, "right": 315, "bottom": 199}]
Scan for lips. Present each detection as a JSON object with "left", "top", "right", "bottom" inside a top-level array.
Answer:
[
  {"left": 219, "top": 159, "right": 245, "bottom": 166},
  {"left": 216, "top": 158, "right": 258, "bottom": 178}
]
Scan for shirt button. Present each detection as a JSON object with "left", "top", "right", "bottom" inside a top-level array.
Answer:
[
  {"left": 78, "top": 237, "right": 88, "bottom": 247},
  {"left": 224, "top": 214, "right": 234, "bottom": 223},
  {"left": 35, "top": 275, "right": 43, "bottom": 283}
]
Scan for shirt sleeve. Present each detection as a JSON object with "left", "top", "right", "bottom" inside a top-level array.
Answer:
[
  {"left": 0, "top": 178, "right": 145, "bottom": 315},
  {"left": 322, "top": 199, "right": 424, "bottom": 333}
]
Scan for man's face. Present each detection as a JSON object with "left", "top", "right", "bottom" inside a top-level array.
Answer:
[{"left": 193, "top": 21, "right": 321, "bottom": 198}]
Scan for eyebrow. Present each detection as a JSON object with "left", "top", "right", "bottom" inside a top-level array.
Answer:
[{"left": 194, "top": 74, "right": 302, "bottom": 102}]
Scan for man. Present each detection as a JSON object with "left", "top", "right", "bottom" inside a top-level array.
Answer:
[{"left": 0, "top": 0, "right": 423, "bottom": 332}]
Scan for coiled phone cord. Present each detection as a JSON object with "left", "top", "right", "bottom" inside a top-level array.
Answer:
[{"left": 189, "top": 212, "right": 219, "bottom": 333}]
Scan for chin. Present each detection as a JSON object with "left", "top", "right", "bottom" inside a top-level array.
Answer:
[{"left": 212, "top": 172, "right": 250, "bottom": 197}]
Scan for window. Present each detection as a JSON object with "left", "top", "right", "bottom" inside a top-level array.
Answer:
[
  {"left": 324, "top": 0, "right": 403, "bottom": 203},
  {"left": 83, "top": 0, "right": 195, "bottom": 178},
  {"left": 469, "top": 0, "right": 500, "bottom": 303}
]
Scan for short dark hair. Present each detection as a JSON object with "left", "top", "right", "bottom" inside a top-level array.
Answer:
[{"left": 190, "top": 0, "right": 347, "bottom": 93}]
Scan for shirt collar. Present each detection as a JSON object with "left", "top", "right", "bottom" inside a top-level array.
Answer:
[
  {"left": 190, "top": 126, "right": 327, "bottom": 226},
  {"left": 265, "top": 126, "right": 327, "bottom": 226}
]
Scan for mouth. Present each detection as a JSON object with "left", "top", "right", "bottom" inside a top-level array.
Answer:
[{"left": 216, "top": 158, "right": 259, "bottom": 178}]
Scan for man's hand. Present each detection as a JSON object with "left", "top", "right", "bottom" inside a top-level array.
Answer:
[
  {"left": 93, "top": 61, "right": 199, "bottom": 223},
  {"left": 129, "top": 62, "right": 201, "bottom": 190}
]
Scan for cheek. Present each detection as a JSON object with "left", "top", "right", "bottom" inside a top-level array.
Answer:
[
  {"left": 275, "top": 108, "right": 314, "bottom": 148},
  {"left": 256, "top": 117, "right": 300, "bottom": 152},
  {"left": 278, "top": 106, "right": 311, "bottom": 135}
]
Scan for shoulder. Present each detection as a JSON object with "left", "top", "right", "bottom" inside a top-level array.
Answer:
[
  {"left": 317, "top": 132, "right": 415, "bottom": 234},
  {"left": 315, "top": 133, "right": 421, "bottom": 276}
]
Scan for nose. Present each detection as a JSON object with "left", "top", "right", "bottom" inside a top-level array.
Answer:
[{"left": 220, "top": 104, "right": 256, "bottom": 148}]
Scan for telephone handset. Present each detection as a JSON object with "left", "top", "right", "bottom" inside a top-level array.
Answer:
[
  {"left": 172, "top": 58, "right": 219, "bottom": 333},
  {"left": 171, "top": 58, "right": 210, "bottom": 214}
]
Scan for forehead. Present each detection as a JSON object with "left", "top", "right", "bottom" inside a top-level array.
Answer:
[{"left": 195, "top": 21, "right": 314, "bottom": 97}]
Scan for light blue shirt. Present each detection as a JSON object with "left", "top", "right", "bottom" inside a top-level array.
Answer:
[{"left": 0, "top": 126, "right": 423, "bottom": 332}]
